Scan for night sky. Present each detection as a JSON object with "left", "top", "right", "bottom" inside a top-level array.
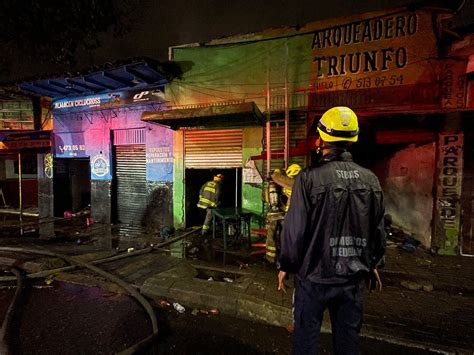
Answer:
[{"left": 2, "top": 0, "right": 469, "bottom": 82}]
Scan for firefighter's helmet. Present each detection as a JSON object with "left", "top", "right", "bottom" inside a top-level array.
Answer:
[
  {"left": 214, "top": 174, "right": 224, "bottom": 182},
  {"left": 286, "top": 164, "right": 302, "bottom": 178},
  {"left": 317, "top": 106, "right": 359, "bottom": 143}
]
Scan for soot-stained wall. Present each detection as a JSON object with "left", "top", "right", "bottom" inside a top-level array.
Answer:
[
  {"left": 52, "top": 102, "right": 173, "bottom": 227},
  {"left": 383, "top": 142, "right": 436, "bottom": 247}
]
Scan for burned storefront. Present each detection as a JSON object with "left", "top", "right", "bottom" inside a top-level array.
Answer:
[
  {"left": 142, "top": 101, "right": 265, "bottom": 228},
  {"left": 19, "top": 61, "right": 177, "bottom": 234},
  {"left": 157, "top": 6, "right": 472, "bottom": 255},
  {"left": 0, "top": 90, "right": 51, "bottom": 220}
]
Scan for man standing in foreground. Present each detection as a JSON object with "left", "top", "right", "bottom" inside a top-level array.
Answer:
[{"left": 278, "top": 107, "right": 385, "bottom": 354}]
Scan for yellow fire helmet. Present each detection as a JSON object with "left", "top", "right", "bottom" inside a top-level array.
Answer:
[
  {"left": 286, "top": 164, "right": 302, "bottom": 178},
  {"left": 214, "top": 174, "right": 224, "bottom": 182},
  {"left": 317, "top": 106, "right": 359, "bottom": 143}
]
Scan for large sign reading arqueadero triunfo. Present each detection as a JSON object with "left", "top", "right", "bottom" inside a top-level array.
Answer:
[{"left": 310, "top": 10, "right": 438, "bottom": 93}]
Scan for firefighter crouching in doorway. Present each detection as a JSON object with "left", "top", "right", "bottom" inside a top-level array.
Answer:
[
  {"left": 197, "top": 174, "right": 224, "bottom": 236},
  {"left": 265, "top": 164, "right": 302, "bottom": 263}
]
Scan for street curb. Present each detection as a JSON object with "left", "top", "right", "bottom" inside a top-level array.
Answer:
[
  {"left": 140, "top": 273, "right": 293, "bottom": 327},
  {"left": 381, "top": 269, "right": 474, "bottom": 296},
  {"left": 357, "top": 331, "right": 470, "bottom": 355}
]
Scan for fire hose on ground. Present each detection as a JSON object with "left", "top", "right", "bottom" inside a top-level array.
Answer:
[
  {"left": 0, "top": 268, "right": 24, "bottom": 355},
  {"left": 0, "top": 227, "right": 201, "bottom": 354}
]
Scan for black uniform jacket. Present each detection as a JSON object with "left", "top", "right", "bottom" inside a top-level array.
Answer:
[{"left": 279, "top": 151, "right": 386, "bottom": 284}]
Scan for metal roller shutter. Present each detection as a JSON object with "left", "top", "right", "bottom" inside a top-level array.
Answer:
[
  {"left": 114, "top": 144, "right": 147, "bottom": 224},
  {"left": 184, "top": 129, "right": 243, "bottom": 168}
]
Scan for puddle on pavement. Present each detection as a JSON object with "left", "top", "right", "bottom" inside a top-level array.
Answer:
[{"left": 195, "top": 267, "right": 243, "bottom": 282}]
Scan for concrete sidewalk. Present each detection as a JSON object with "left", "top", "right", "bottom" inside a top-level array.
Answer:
[{"left": 139, "top": 244, "right": 474, "bottom": 354}]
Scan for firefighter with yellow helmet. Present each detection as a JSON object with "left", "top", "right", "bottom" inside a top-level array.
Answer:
[
  {"left": 264, "top": 163, "right": 302, "bottom": 263},
  {"left": 278, "top": 107, "right": 385, "bottom": 354},
  {"left": 197, "top": 174, "right": 224, "bottom": 236}
]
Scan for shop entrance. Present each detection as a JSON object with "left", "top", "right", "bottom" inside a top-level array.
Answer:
[
  {"left": 185, "top": 168, "right": 242, "bottom": 228},
  {"left": 112, "top": 144, "right": 146, "bottom": 225},
  {"left": 53, "top": 158, "right": 91, "bottom": 217},
  {"left": 183, "top": 129, "right": 244, "bottom": 228}
]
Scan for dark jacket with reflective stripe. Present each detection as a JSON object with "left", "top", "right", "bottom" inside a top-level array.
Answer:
[
  {"left": 197, "top": 180, "right": 221, "bottom": 209},
  {"left": 279, "top": 151, "right": 385, "bottom": 284}
]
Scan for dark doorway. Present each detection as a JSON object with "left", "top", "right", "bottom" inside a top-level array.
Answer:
[
  {"left": 185, "top": 168, "right": 242, "bottom": 228},
  {"left": 53, "top": 158, "right": 91, "bottom": 217}
]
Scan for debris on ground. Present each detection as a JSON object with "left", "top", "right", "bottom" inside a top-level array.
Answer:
[
  {"left": 188, "top": 247, "right": 199, "bottom": 255},
  {"left": 400, "top": 280, "right": 434, "bottom": 292},
  {"left": 422, "top": 282, "right": 434, "bottom": 292},
  {"left": 384, "top": 218, "right": 422, "bottom": 253},
  {"left": 402, "top": 238, "right": 421, "bottom": 252},
  {"left": 209, "top": 308, "right": 220, "bottom": 315},
  {"left": 237, "top": 261, "right": 249, "bottom": 270},
  {"left": 86, "top": 217, "right": 94, "bottom": 227},
  {"left": 159, "top": 300, "right": 171, "bottom": 308},
  {"left": 173, "top": 302, "right": 185, "bottom": 313},
  {"left": 207, "top": 277, "right": 214, "bottom": 281},
  {"left": 192, "top": 309, "right": 199, "bottom": 316},
  {"left": 223, "top": 277, "right": 234, "bottom": 283},
  {"left": 160, "top": 226, "right": 175, "bottom": 240}
]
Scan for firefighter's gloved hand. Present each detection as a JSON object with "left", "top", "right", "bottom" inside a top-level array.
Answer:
[{"left": 366, "top": 268, "right": 382, "bottom": 292}]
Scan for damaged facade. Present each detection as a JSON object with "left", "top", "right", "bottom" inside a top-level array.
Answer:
[
  {"left": 0, "top": 90, "right": 51, "bottom": 215},
  {"left": 149, "top": 6, "right": 472, "bottom": 255},
  {"left": 21, "top": 62, "right": 176, "bottom": 234}
]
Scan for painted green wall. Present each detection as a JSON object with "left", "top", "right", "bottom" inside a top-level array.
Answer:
[
  {"left": 173, "top": 130, "right": 185, "bottom": 228},
  {"left": 168, "top": 35, "right": 313, "bottom": 110}
]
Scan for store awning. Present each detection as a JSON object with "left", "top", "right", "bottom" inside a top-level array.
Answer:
[
  {"left": 0, "top": 130, "right": 51, "bottom": 151},
  {"left": 141, "top": 101, "right": 263, "bottom": 130}
]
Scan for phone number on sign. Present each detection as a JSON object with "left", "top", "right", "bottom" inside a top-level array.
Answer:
[{"left": 341, "top": 75, "right": 404, "bottom": 90}]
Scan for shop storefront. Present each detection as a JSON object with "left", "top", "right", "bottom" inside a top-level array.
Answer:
[
  {"left": 20, "top": 62, "right": 176, "bottom": 233},
  {"left": 0, "top": 94, "right": 50, "bottom": 218},
  {"left": 142, "top": 101, "right": 264, "bottom": 227}
]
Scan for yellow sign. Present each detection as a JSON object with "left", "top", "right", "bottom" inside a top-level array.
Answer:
[{"left": 310, "top": 10, "right": 438, "bottom": 92}]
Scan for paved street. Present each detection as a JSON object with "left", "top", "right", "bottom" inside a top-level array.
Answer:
[{"left": 0, "top": 227, "right": 472, "bottom": 353}]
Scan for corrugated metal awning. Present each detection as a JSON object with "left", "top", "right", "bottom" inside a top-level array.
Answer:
[
  {"left": 18, "top": 61, "right": 169, "bottom": 99},
  {"left": 141, "top": 101, "right": 263, "bottom": 130}
]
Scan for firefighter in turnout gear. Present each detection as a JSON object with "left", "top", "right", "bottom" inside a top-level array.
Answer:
[
  {"left": 197, "top": 174, "right": 224, "bottom": 236},
  {"left": 277, "top": 107, "right": 385, "bottom": 354},
  {"left": 264, "top": 164, "right": 302, "bottom": 263}
]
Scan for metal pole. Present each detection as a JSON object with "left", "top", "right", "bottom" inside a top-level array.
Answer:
[
  {"left": 284, "top": 39, "right": 290, "bottom": 169},
  {"left": 18, "top": 151, "right": 23, "bottom": 234},
  {"left": 266, "top": 53, "right": 271, "bottom": 178},
  {"left": 235, "top": 167, "right": 238, "bottom": 209}
]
